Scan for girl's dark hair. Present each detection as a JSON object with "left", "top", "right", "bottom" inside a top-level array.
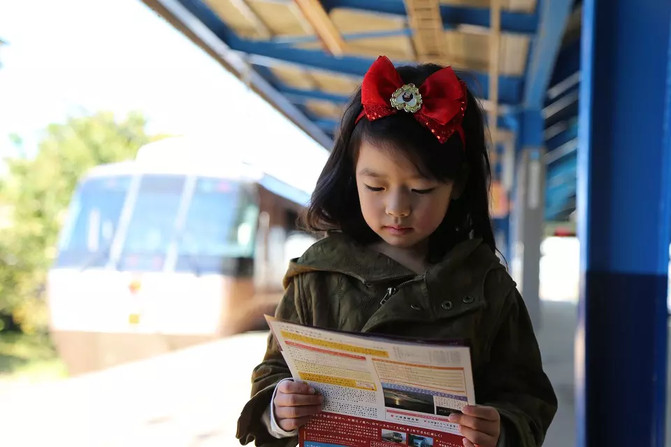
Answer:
[{"left": 303, "top": 62, "right": 496, "bottom": 258}]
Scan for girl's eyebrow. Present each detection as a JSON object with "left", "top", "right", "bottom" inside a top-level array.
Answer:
[
  {"left": 358, "top": 168, "right": 383, "bottom": 177},
  {"left": 358, "top": 167, "right": 428, "bottom": 180}
]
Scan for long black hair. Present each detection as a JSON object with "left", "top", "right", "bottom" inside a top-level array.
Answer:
[{"left": 303, "top": 62, "right": 496, "bottom": 259}]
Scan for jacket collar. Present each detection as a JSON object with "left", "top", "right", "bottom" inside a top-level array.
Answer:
[{"left": 283, "top": 232, "right": 496, "bottom": 287}]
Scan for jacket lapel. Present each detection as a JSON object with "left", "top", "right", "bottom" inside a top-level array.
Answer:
[{"left": 360, "top": 240, "right": 496, "bottom": 333}]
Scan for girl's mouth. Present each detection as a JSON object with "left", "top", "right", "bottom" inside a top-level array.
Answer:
[{"left": 384, "top": 226, "right": 412, "bottom": 235}]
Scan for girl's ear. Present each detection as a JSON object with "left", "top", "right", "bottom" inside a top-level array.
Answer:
[{"left": 450, "top": 163, "right": 469, "bottom": 200}]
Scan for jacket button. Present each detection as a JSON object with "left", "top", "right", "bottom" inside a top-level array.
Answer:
[
  {"left": 441, "top": 301, "right": 453, "bottom": 311},
  {"left": 462, "top": 295, "right": 474, "bottom": 304},
  {"left": 410, "top": 304, "right": 422, "bottom": 311}
]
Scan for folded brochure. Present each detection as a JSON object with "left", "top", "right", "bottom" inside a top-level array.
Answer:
[{"left": 265, "top": 315, "right": 475, "bottom": 447}]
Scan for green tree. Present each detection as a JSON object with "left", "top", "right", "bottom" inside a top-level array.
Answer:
[{"left": 0, "top": 111, "right": 162, "bottom": 333}]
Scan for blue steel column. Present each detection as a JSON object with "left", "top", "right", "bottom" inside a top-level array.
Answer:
[
  {"left": 493, "top": 137, "right": 512, "bottom": 262},
  {"left": 577, "top": 1, "right": 671, "bottom": 445},
  {"left": 510, "top": 110, "right": 545, "bottom": 328}
]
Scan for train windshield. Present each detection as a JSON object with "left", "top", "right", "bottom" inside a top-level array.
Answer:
[
  {"left": 56, "top": 174, "right": 258, "bottom": 273},
  {"left": 117, "top": 175, "right": 186, "bottom": 271},
  {"left": 56, "top": 175, "right": 132, "bottom": 269},
  {"left": 174, "top": 177, "right": 258, "bottom": 273}
]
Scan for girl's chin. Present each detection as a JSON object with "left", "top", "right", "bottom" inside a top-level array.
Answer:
[{"left": 378, "top": 233, "right": 426, "bottom": 249}]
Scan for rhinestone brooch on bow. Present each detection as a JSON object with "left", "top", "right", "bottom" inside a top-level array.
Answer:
[{"left": 390, "top": 83, "right": 422, "bottom": 113}]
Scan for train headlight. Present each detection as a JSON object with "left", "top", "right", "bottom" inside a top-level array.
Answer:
[{"left": 129, "top": 279, "right": 142, "bottom": 294}]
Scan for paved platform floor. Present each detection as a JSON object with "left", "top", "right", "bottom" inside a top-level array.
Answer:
[{"left": 536, "top": 301, "right": 577, "bottom": 446}]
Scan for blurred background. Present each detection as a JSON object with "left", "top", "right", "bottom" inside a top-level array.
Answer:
[
  {"left": 0, "top": 0, "right": 648, "bottom": 446},
  {"left": 0, "top": 0, "right": 329, "bottom": 377}
]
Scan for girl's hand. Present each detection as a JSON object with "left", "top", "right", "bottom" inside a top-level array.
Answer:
[
  {"left": 273, "top": 380, "right": 324, "bottom": 432},
  {"left": 447, "top": 405, "right": 500, "bottom": 447}
]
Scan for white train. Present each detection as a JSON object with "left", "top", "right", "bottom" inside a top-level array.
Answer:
[{"left": 48, "top": 138, "right": 316, "bottom": 374}]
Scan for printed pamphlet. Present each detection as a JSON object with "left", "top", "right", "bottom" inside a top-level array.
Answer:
[{"left": 265, "top": 316, "right": 476, "bottom": 447}]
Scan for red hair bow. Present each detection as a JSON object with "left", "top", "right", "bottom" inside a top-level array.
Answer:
[{"left": 356, "top": 56, "right": 467, "bottom": 145}]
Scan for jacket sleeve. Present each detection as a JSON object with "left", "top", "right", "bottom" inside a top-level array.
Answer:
[
  {"left": 477, "top": 281, "right": 558, "bottom": 447},
  {"left": 236, "top": 279, "right": 309, "bottom": 447}
]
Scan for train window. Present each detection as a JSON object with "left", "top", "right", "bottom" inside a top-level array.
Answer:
[
  {"left": 56, "top": 175, "right": 131, "bottom": 268},
  {"left": 174, "top": 179, "right": 259, "bottom": 273},
  {"left": 118, "top": 175, "right": 186, "bottom": 271}
]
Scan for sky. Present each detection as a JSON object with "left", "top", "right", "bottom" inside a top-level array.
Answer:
[{"left": 0, "top": 0, "right": 329, "bottom": 192}]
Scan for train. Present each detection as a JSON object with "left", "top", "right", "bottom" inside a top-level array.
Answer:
[{"left": 47, "top": 138, "right": 317, "bottom": 374}]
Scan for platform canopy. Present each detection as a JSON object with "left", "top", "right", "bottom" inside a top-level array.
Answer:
[{"left": 141, "top": 0, "right": 579, "bottom": 222}]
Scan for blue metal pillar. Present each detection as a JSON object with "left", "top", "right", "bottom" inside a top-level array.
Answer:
[
  {"left": 501, "top": 118, "right": 518, "bottom": 275},
  {"left": 577, "top": 1, "right": 671, "bottom": 445},
  {"left": 499, "top": 136, "right": 515, "bottom": 264},
  {"left": 510, "top": 109, "right": 545, "bottom": 328},
  {"left": 493, "top": 216, "right": 510, "bottom": 261},
  {"left": 492, "top": 137, "right": 512, "bottom": 263}
]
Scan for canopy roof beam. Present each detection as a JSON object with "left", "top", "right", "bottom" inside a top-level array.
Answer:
[
  {"left": 293, "top": 0, "right": 346, "bottom": 56},
  {"left": 404, "top": 0, "right": 448, "bottom": 63}
]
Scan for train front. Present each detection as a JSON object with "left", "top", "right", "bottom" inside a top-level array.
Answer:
[{"left": 47, "top": 164, "right": 265, "bottom": 374}]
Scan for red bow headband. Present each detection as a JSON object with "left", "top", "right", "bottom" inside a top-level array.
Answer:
[{"left": 355, "top": 56, "right": 468, "bottom": 145}]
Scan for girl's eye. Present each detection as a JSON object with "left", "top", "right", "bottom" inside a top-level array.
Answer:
[
  {"left": 412, "top": 188, "right": 436, "bottom": 195},
  {"left": 365, "top": 185, "right": 384, "bottom": 192}
]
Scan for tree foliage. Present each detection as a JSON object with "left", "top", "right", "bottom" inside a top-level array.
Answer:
[{"left": 0, "top": 111, "right": 160, "bottom": 333}]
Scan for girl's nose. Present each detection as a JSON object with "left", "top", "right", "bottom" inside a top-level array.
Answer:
[
  {"left": 386, "top": 191, "right": 411, "bottom": 217},
  {"left": 386, "top": 208, "right": 410, "bottom": 217}
]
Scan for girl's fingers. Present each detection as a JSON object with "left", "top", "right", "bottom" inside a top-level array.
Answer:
[
  {"left": 458, "top": 425, "right": 497, "bottom": 447},
  {"left": 462, "top": 439, "right": 475, "bottom": 447},
  {"left": 461, "top": 405, "right": 500, "bottom": 422},
  {"left": 274, "top": 391, "right": 323, "bottom": 407},
  {"left": 448, "top": 413, "right": 498, "bottom": 437},
  {"left": 274, "top": 403, "right": 323, "bottom": 420},
  {"left": 277, "top": 380, "right": 317, "bottom": 395},
  {"left": 277, "top": 415, "right": 314, "bottom": 432},
  {"left": 448, "top": 406, "right": 500, "bottom": 435},
  {"left": 273, "top": 381, "right": 324, "bottom": 431},
  {"left": 448, "top": 406, "right": 500, "bottom": 446}
]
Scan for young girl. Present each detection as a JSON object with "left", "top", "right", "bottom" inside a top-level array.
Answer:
[{"left": 237, "top": 56, "right": 556, "bottom": 447}]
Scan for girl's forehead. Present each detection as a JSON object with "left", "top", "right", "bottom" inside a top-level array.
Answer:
[{"left": 355, "top": 140, "right": 429, "bottom": 178}]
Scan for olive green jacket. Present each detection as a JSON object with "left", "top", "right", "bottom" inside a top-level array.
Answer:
[{"left": 237, "top": 233, "right": 556, "bottom": 446}]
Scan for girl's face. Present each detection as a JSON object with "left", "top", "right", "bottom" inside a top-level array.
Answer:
[{"left": 355, "top": 139, "right": 455, "bottom": 254}]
